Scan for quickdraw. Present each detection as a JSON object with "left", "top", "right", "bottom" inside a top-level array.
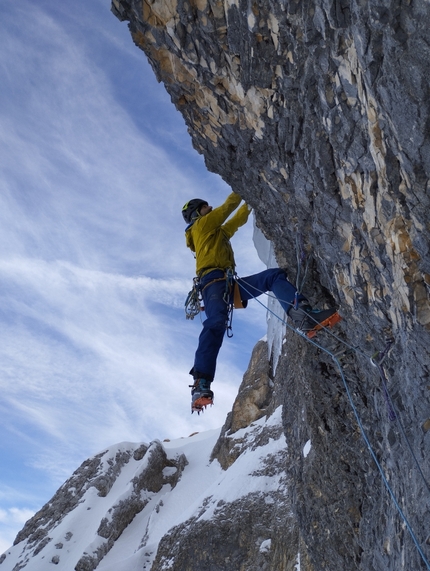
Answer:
[
  {"left": 225, "top": 268, "right": 235, "bottom": 338},
  {"left": 184, "top": 277, "right": 202, "bottom": 320}
]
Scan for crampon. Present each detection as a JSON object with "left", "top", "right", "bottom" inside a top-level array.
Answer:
[
  {"left": 191, "top": 394, "right": 214, "bottom": 414},
  {"left": 306, "top": 311, "right": 342, "bottom": 339}
]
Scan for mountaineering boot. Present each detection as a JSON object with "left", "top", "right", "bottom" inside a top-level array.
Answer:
[
  {"left": 288, "top": 300, "right": 341, "bottom": 338},
  {"left": 190, "top": 378, "right": 214, "bottom": 414}
]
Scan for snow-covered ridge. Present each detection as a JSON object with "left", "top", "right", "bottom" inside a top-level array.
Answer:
[{"left": 1, "top": 407, "right": 291, "bottom": 571}]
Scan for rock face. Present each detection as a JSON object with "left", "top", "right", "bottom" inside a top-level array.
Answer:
[
  {"left": 109, "top": 1, "right": 430, "bottom": 570},
  {"left": 151, "top": 408, "right": 293, "bottom": 571}
]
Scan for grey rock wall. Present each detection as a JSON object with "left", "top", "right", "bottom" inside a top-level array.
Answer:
[{"left": 112, "top": 0, "right": 430, "bottom": 570}]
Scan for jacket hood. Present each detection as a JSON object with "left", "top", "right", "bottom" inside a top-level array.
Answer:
[{"left": 185, "top": 226, "right": 195, "bottom": 252}]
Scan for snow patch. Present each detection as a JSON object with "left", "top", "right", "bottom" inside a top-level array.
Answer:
[
  {"left": 303, "top": 440, "right": 311, "bottom": 458},
  {"left": 259, "top": 538, "right": 271, "bottom": 553}
]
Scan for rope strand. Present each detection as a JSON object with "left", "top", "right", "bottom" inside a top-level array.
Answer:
[
  {"left": 239, "top": 274, "right": 430, "bottom": 499},
  {"left": 236, "top": 276, "right": 430, "bottom": 570},
  {"left": 238, "top": 276, "right": 371, "bottom": 359}
]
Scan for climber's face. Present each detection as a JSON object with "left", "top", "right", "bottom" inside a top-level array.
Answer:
[{"left": 199, "top": 204, "right": 213, "bottom": 216}]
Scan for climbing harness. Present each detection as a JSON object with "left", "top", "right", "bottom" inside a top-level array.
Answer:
[
  {"left": 185, "top": 269, "right": 246, "bottom": 337},
  {"left": 236, "top": 276, "right": 430, "bottom": 570}
]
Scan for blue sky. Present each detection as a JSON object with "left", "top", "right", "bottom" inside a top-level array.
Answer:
[{"left": 0, "top": 0, "right": 269, "bottom": 551}]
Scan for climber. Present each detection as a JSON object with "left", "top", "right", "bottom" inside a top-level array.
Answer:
[{"left": 182, "top": 192, "right": 338, "bottom": 413}]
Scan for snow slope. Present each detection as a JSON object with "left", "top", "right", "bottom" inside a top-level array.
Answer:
[{"left": 0, "top": 408, "right": 288, "bottom": 571}]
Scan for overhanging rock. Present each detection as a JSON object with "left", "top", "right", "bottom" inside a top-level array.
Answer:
[{"left": 112, "top": 1, "right": 430, "bottom": 569}]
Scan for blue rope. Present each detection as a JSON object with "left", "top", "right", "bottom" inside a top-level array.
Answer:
[
  {"left": 373, "top": 360, "right": 430, "bottom": 495},
  {"left": 238, "top": 272, "right": 430, "bottom": 497},
  {"left": 247, "top": 287, "right": 373, "bottom": 360},
  {"left": 240, "top": 276, "right": 430, "bottom": 499},
  {"left": 237, "top": 278, "right": 430, "bottom": 570}
]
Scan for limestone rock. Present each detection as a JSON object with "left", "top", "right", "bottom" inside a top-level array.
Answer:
[
  {"left": 151, "top": 407, "right": 294, "bottom": 571},
  {"left": 111, "top": 1, "right": 430, "bottom": 569},
  {"left": 1, "top": 344, "right": 294, "bottom": 571},
  {"left": 211, "top": 338, "right": 282, "bottom": 469}
]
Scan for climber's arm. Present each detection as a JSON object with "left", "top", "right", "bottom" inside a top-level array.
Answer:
[
  {"left": 222, "top": 203, "right": 252, "bottom": 238},
  {"left": 198, "top": 192, "right": 242, "bottom": 233}
]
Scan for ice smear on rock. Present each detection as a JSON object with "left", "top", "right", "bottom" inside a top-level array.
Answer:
[{"left": 253, "top": 223, "right": 286, "bottom": 373}]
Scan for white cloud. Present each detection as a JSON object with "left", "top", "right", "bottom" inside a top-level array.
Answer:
[
  {"left": 0, "top": 508, "right": 36, "bottom": 555},
  {"left": 0, "top": 508, "right": 34, "bottom": 525},
  {"left": 0, "top": 4, "right": 199, "bottom": 275},
  {"left": 0, "top": 0, "right": 270, "bottom": 550},
  {"left": 0, "top": 484, "right": 41, "bottom": 554}
]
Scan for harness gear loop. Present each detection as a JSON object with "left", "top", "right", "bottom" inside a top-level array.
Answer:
[
  {"left": 189, "top": 268, "right": 246, "bottom": 336},
  {"left": 223, "top": 269, "right": 248, "bottom": 337},
  {"left": 185, "top": 268, "right": 248, "bottom": 338}
]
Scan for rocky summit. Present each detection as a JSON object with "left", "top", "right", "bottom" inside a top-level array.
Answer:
[{"left": 2, "top": 1, "right": 430, "bottom": 570}]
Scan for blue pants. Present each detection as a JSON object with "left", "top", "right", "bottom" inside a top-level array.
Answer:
[{"left": 191, "top": 268, "right": 303, "bottom": 382}]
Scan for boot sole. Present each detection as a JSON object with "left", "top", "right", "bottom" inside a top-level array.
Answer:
[
  {"left": 191, "top": 395, "right": 214, "bottom": 414},
  {"left": 307, "top": 312, "right": 342, "bottom": 338}
]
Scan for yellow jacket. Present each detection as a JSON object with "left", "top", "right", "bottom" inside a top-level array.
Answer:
[{"left": 185, "top": 192, "right": 251, "bottom": 276}]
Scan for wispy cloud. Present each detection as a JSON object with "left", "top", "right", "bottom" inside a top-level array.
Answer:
[
  {"left": 0, "top": 508, "right": 36, "bottom": 554},
  {"left": 0, "top": 508, "right": 35, "bottom": 526},
  {"left": 0, "top": 0, "right": 269, "bottom": 550}
]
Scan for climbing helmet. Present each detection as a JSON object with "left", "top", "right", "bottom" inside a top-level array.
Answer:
[{"left": 182, "top": 199, "right": 208, "bottom": 224}]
